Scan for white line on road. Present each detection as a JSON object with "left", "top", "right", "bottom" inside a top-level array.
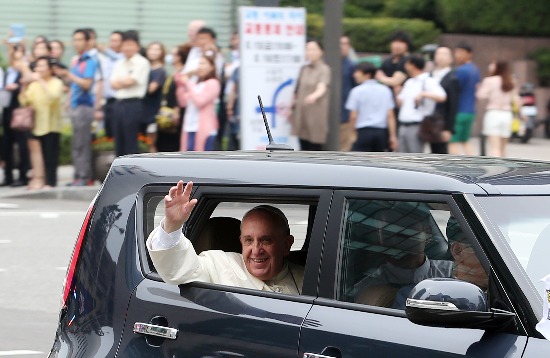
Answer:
[
  {"left": 0, "top": 203, "right": 19, "bottom": 209},
  {"left": 0, "top": 240, "right": 12, "bottom": 244},
  {"left": 0, "top": 211, "right": 84, "bottom": 217},
  {"left": 0, "top": 351, "right": 43, "bottom": 356}
]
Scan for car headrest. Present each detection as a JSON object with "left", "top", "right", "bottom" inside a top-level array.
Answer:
[{"left": 194, "top": 216, "right": 242, "bottom": 254}]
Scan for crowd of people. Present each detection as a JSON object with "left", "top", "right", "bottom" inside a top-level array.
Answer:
[
  {"left": 339, "top": 31, "right": 524, "bottom": 157},
  {"left": 0, "top": 19, "right": 241, "bottom": 190},
  {"left": 0, "top": 22, "right": 524, "bottom": 190}
]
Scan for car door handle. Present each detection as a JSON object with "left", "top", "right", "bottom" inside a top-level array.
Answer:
[{"left": 133, "top": 322, "right": 178, "bottom": 340}]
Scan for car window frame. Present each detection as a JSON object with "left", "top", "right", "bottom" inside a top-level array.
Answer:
[
  {"left": 318, "top": 190, "right": 494, "bottom": 311},
  {"left": 461, "top": 193, "right": 539, "bottom": 337},
  {"left": 136, "top": 183, "right": 333, "bottom": 299}
]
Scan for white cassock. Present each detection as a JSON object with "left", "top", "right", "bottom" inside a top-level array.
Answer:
[{"left": 146, "top": 219, "right": 304, "bottom": 295}]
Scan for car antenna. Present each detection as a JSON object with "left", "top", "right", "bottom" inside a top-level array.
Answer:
[{"left": 258, "top": 95, "right": 294, "bottom": 151}]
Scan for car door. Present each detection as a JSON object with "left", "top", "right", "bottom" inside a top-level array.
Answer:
[
  {"left": 117, "top": 185, "right": 331, "bottom": 357},
  {"left": 299, "top": 191, "right": 527, "bottom": 358}
]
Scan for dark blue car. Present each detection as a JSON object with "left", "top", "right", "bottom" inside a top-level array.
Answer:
[{"left": 49, "top": 152, "right": 550, "bottom": 357}]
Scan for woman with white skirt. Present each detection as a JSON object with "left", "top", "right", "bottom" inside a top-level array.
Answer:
[{"left": 476, "top": 61, "right": 521, "bottom": 157}]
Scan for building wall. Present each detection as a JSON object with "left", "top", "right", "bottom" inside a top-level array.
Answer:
[{"left": 0, "top": 0, "right": 252, "bottom": 62}]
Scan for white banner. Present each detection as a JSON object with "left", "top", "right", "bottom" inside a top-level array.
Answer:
[{"left": 239, "top": 6, "right": 306, "bottom": 150}]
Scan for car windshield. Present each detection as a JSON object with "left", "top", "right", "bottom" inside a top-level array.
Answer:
[{"left": 476, "top": 196, "right": 550, "bottom": 297}]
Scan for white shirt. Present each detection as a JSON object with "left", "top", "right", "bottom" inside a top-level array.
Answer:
[
  {"left": 147, "top": 219, "right": 304, "bottom": 295},
  {"left": 111, "top": 53, "right": 150, "bottom": 99},
  {"left": 397, "top": 72, "right": 446, "bottom": 123},
  {"left": 98, "top": 49, "right": 124, "bottom": 99},
  {"left": 183, "top": 81, "right": 203, "bottom": 132}
]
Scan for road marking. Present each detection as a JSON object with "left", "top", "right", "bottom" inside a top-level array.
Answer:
[
  {"left": 0, "top": 351, "right": 43, "bottom": 356},
  {"left": 0, "top": 203, "right": 19, "bottom": 209},
  {"left": 0, "top": 240, "right": 11, "bottom": 244},
  {"left": 0, "top": 211, "right": 84, "bottom": 217},
  {"left": 40, "top": 212, "right": 60, "bottom": 219}
]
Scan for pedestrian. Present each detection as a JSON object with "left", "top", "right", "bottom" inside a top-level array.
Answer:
[
  {"left": 50, "top": 40, "right": 65, "bottom": 63},
  {"left": 448, "top": 43, "right": 480, "bottom": 155},
  {"left": 97, "top": 30, "right": 124, "bottom": 138},
  {"left": 291, "top": 40, "right": 331, "bottom": 151},
  {"left": 0, "top": 44, "right": 29, "bottom": 187},
  {"left": 346, "top": 62, "right": 397, "bottom": 152},
  {"left": 339, "top": 35, "right": 357, "bottom": 151},
  {"left": 143, "top": 41, "right": 167, "bottom": 152},
  {"left": 183, "top": 19, "right": 207, "bottom": 75},
  {"left": 18, "top": 56, "right": 64, "bottom": 189},
  {"left": 476, "top": 61, "right": 521, "bottom": 157},
  {"left": 376, "top": 31, "right": 411, "bottom": 98},
  {"left": 429, "top": 46, "right": 459, "bottom": 154},
  {"left": 110, "top": 30, "right": 150, "bottom": 156},
  {"left": 194, "top": 27, "right": 226, "bottom": 149},
  {"left": 396, "top": 55, "right": 446, "bottom": 153},
  {"left": 178, "top": 53, "right": 220, "bottom": 152},
  {"left": 54, "top": 29, "right": 99, "bottom": 186},
  {"left": 155, "top": 44, "right": 190, "bottom": 153}
]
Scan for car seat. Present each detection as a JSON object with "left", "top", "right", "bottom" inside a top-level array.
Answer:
[{"left": 193, "top": 216, "right": 242, "bottom": 254}]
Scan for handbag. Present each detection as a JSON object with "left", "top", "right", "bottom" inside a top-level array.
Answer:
[
  {"left": 418, "top": 113, "right": 445, "bottom": 143},
  {"left": 155, "top": 75, "right": 178, "bottom": 133},
  {"left": 10, "top": 106, "right": 35, "bottom": 131},
  {"left": 417, "top": 74, "right": 445, "bottom": 143}
]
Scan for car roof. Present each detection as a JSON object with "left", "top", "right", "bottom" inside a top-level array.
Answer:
[{"left": 111, "top": 151, "right": 550, "bottom": 196}]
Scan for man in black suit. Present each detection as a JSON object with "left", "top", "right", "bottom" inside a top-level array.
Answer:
[{"left": 430, "top": 46, "right": 459, "bottom": 154}]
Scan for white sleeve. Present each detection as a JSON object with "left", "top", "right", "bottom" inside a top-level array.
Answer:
[
  {"left": 345, "top": 87, "right": 358, "bottom": 112},
  {"left": 427, "top": 78, "right": 447, "bottom": 99},
  {"left": 149, "top": 217, "right": 186, "bottom": 250}
]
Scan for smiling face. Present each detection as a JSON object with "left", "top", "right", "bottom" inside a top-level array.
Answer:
[{"left": 240, "top": 209, "right": 293, "bottom": 281}]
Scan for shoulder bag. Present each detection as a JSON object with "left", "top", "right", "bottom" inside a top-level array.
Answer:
[
  {"left": 417, "top": 75, "right": 445, "bottom": 143},
  {"left": 155, "top": 75, "right": 178, "bottom": 134},
  {"left": 10, "top": 106, "right": 35, "bottom": 131}
]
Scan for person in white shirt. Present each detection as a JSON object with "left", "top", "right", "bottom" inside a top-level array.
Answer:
[
  {"left": 110, "top": 31, "right": 150, "bottom": 156},
  {"left": 147, "top": 181, "right": 304, "bottom": 295},
  {"left": 183, "top": 19, "right": 206, "bottom": 75},
  {"left": 397, "top": 55, "right": 446, "bottom": 153}
]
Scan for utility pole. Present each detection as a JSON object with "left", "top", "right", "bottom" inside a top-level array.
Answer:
[{"left": 323, "top": 0, "right": 344, "bottom": 151}]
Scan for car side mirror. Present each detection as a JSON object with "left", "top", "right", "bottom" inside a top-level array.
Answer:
[{"left": 405, "top": 278, "right": 516, "bottom": 330}]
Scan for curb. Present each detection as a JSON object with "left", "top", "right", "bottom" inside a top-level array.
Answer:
[{"left": 0, "top": 186, "right": 100, "bottom": 201}]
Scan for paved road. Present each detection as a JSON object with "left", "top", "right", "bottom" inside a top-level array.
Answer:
[
  {"left": 0, "top": 197, "right": 92, "bottom": 356},
  {"left": 0, "top": 138, "right": 549, "bottom": 356}
]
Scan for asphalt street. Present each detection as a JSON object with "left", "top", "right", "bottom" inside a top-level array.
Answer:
[{"left": 0, "top": 137, "right": 549, "bottom": 356}]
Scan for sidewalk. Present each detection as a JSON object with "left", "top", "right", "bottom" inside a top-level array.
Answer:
[
  {"left": 0, "top": 136, "right": 549, "bottom": 200},
  {"left": 0, "top": 164, "right": 100, "bottom": 201}
]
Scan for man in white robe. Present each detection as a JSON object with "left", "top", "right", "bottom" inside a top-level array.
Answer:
[{"left": 147, "top": 180, "right": 304, "bottom": 295}]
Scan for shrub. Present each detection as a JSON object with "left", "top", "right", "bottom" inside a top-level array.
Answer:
[
  {"left": 307, "top": 14, "right": 440, "bottom": 53},
  {"left": 529, "top": 48, "right": 550, "bottom": 87}
]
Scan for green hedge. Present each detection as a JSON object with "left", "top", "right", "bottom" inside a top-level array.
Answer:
[
  {"left": 307, "top": 14, "right": 440, "bottom": 53},
  {"left": 529, "top": 48, "right": 550, "bottom": 87}
]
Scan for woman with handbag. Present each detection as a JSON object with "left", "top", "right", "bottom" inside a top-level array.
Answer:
[
  {"left": 18, "top": 56, "right": 64, "bottom": 189},
  {"left": 476, "top": 61, "right": 522, "bottom": 157}
]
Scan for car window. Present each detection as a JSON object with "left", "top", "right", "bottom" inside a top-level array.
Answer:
[
  {"left": 476, "top": 196, "right": 550, "bottom": 297},
  {"left": 338, "top": 198, "right": 489, "bottom": 310},
  {"left": 143, "top": 190, "right": 318, "bottom": 296}
]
